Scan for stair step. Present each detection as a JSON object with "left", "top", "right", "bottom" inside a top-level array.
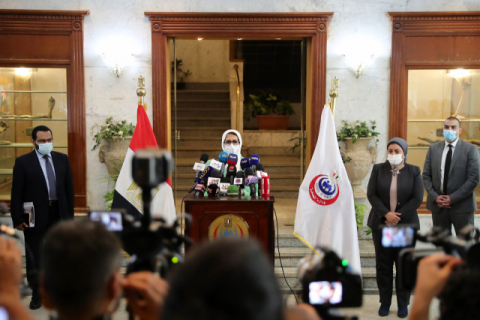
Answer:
[
  {"left": 175, "top": 146, "right": 221, "bottom": 151},
  {"left": 176, "top": 120, "right": 231, "bottom": 128},
  {"left": 173, "top": 117, "right": 230, "bottom": 121},
  {"left": 173, "top": 90, "right": 230, "bottom": 100}
]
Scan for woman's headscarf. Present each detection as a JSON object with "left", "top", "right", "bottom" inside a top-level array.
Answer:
[
  {"left": 221, "top": 129, "right": 243, "bottom": 171},
  {"left": 387, "top": 137, "right": 407, "bottom": 176}
]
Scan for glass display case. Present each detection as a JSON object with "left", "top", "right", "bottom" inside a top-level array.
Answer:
[
  {"left": 407, "top": 69, "right": 480, "bottom": 200},
  {"left": 0, "top": 67, "right": 68, "bottom": 201}
]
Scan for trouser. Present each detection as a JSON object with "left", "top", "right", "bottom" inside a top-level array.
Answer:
[
  {"left": 432, "top": 209, "right": 474, "bottom": 235},
  {"left": 372, "top": 229, "right": 414, "bottom": 306},
  {"left": 24, "top": 202, "right": 60, "bottom": 292}
]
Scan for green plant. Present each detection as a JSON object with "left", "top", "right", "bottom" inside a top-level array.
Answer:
[
  {"left": 337, "top": 120, "right": 380, "bottom": 144},
  {"left": 171, "top": 59, "right": 192, "bottom": 83},
  {"left": 355, "top": 203, "right": 368, "bottom": 229},
  {"left": 100, "top": 161, "right": 121, "bottom": 210},
  {"left": 244, "top": 91, "right": 295, "bottom": 121},
  {"left": 288, "top": 131, "right": 307, "bottom": 156},
  {"left": 90, "top": 116, "right": 135, "bottom": 151}
]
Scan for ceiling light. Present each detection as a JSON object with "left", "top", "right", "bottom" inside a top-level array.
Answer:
[{"left": 447, "top": 69, "right": 470, "bottom": 79}]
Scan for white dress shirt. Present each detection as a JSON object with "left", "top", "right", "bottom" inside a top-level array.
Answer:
[
  {"left": 35, "top": 149, "right": 57, "bottom": 200},
  {"left": 440, "top": 138, "right": 459, "bottom": 193}
]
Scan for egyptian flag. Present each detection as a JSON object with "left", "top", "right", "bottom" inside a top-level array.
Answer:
[{"left": 111, "top": 106, "right": 176, "bottom": 225}]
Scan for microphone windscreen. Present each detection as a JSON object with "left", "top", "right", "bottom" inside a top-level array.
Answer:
[
  {"left": 196, "top": 166, "right": 213, "bottom": 183},
  {"left": 250, "top": 154, "right": 260, "bottom": 166},
  {"left": 227, "top": 185, "right": 239, "bottom": 196},
  {"left": 235, "top": 171, "right": 245, "bottom": 178},
  {"left": 210, "top": 169, "right": 221, "bottom": 178},
  {"left": 244, "top": 168, "right": 254, "bottom": 177},
  {"left": 240, "top": 158, "right": 250, "bottom": 170},
  {"left": 207, "top": 184, "right": 218, "bottom": 197},
  {"left": 226, "top": 153, "right": 238, "bottom": 165},
  {"left": 219, "top": 152, "right": 228, "bottom": 163},
  {"left": 220, "top": 177, "right": 230, "bottom": 183},
  {"left": 200, "top": 153, "right": 209, "bottom": 163},
  {"left": 256, "top": 163, "right": 264, "bottom": 172}
]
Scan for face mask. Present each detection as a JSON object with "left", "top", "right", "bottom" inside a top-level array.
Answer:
[
  {"left": 443, "top": 130, "right": 457, "bottom": 142},
  {"left": 224, "top": 143, "right": 241, "bottom": 155},
  {"left": 387, "top": 154, "right": 403, "bottom": 166},
  {"left": 37, "top": 142, "right": 53, "bottom": 155}
]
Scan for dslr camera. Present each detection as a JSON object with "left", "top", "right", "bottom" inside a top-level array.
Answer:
[
  {"left": 395, "top": 225, "right": 480, "bottom": 291},
  {"left": 90, "top": 148, "right": 191, "bottom": 277},
  {"left": 297, "top": 247, "right": 362, "bottom": 320}
]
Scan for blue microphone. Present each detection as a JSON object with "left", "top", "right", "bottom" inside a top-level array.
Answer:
[
  {"left": 196, "top": 166, "right": 214, "bottom": 184},
  {"left": 250, "top": 154, "right": 260, "bottom": 174},
  {"left": 219, "top": 151, "right": 228, "bottom": 177},
  {"left": 240, "top": 157, "right": 250, "bottom": 171},
  {"left": 227, "top": 153, "right": 238, "bottom": 166}
]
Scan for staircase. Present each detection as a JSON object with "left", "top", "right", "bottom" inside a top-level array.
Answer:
[{"left": 274, "top": 232, "right": 382, "bottom": 297}]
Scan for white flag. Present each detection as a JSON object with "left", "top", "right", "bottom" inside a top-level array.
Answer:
[{"left": 294, "top": 106, "right": 361, "bottom": 274}]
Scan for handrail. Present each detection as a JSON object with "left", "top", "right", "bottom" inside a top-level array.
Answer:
[{"left": 233, "top": 64, "right": 241, "bottom": 132}]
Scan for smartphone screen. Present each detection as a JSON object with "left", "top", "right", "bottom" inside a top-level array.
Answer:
[
  {"left": 309, "top": 281, "right": 343, "bottom": 305},
  {"left": 90, "top": 211, "right": 123, "bottom": 232},
  {"left": 382, "top": 226, "right": 415, "bottom": 247}
]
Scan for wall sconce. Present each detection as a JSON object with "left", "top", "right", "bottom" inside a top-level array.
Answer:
[
  {"left": 102, "top": 53, "right": 133, "bottom": 78},
  {"left": 344, "top": 53, "right": 375, "bottom": 78}
]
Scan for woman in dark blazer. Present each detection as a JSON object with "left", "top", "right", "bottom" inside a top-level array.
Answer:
[{"left": 367, "top": 137, "right": 424, "bottom": 318}]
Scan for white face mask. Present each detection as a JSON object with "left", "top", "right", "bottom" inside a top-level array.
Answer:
[
  {"left": 387, "top": 154, "right": 403, "bottom": 166},
  {"left": 224, "top": 143, "right": 241, "bottom": 155},
  {"left": 37, "top": 142, "right": 53, "bottom": 155}
]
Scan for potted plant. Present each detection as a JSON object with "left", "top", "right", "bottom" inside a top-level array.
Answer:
[
  {"left": 338, "top": 120, "right": 379, "bottom": 198},
  {"left": 171, "top": 59, "right": 191, "bottom": 90},
  {"left": 244, "top": 91, "right": 295, "bottom": 130},
  {"left": 91, "top": 116, "right": 135, "bottom": 176}
]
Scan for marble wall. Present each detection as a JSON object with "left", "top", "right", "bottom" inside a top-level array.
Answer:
[{"left": 2, "top": 0, "right": 480, "bottom": 209}]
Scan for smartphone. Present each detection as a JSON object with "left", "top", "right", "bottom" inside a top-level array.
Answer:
[
  {"left": 382, "top": 225, "right": 416, "bottom": 248},
  {"left": 309, "top": 281, "right": 343, "bottom": 305},
  {"left": 89, "top": 211, "right": 123, "bottom": 232}
]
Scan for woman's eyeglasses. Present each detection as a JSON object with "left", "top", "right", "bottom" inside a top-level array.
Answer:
[{"left": 225, "top": 140, "right": 239, "bottom": 145}]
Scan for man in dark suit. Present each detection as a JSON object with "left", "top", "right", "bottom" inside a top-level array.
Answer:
[
  {"left": 10, "top": 125, "right": 74, "bottom": 310},
  {"left": 423, "top": 117, "right": 480, "bottom": 234}
]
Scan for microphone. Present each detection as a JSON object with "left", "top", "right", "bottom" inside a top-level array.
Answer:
[
  {"left": 189, "top": 166, "right": 214, "bottom": 193},
  {"left": 219, "top": 177, "right": 230, "bottom": 196},
  {"left": 193, "top": 153, "right": 209, "bottom": 182},
  {"left": 226, "top": 164, "right": 237, "bottom": 185},
  {"left": 227, "top": 185, "right": 239, "bottom": 196},
  {"left": 250, "top": 154, "right": 260, "bottom": 174},
  {"left": 245, "top": 168, "right": 258, "bottom": 197},
  {"left": 219, "top": 152, "right": 228, "bottom": 177},
  {"left": 234, "top": 171, "right": 245, "bottom": 196},
  {"left": 207, "top": 184, "right": 219, "bottom": 197},
  {"left": 240, "top": 158, "right": 250, "bottom": 171},
  {"left": 206, "top": 169, "right": 221, "bottom": 197},
  {"left": 227, "top": 154, "right": 238, "bottom": 165},
  {"left": 256, "top": 163, "right": 264, "bottom": 173},
  {"left": 255, "top": 163, "right": 264, "bottom": 195},
  {"left": 193, "top": 179, "right": 207, "bottom": 196}
]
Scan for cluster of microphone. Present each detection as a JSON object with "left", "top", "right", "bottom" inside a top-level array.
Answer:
[{"left": 189, "top": 152, "right": 271, "bottom": 198}]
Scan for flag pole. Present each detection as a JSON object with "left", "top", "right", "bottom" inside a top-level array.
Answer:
[
  {"left": 328, "top": 77, "right": 339, "bottom": 118},
  {"left": 137, "top": 75, "right": 147, "bottom": 110}
]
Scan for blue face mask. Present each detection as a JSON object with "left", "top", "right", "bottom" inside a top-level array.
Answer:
[
  {"left": 443, "top": 130, "right": 457, "bottom": 142},
  {"left": 37, "top": 143, "right": 53, "bottom": 155}
]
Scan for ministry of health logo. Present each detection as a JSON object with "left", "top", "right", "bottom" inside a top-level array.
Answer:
[{"left": 309, "top": 174, "right": 340, "bottom": 206}]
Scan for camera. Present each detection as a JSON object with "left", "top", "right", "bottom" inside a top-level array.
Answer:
[
  {"left": 90, "top": 148, "right": 190, "bottom": 277},
  {"left": 381, "top": 225, "right": 416, "bottom": 248},
  {"left": 297, "top": 247, "right": 362, "bottom": 320},
  {"left": 398, "top": 225, "right": 480, "bottom": 291}
]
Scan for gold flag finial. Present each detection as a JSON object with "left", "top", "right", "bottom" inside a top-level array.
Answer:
[
  {"left": 329, "top": 77, "right": 339, "bottom": 117},
  {"left": 136, "top": 75, "right": 147, "bottom": 111}
]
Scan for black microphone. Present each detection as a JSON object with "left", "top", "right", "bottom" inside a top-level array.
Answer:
[
  {"left": 256, "top": 163, "right": 264, "bottom": 172},
  {"left": 235, "top": 171, "right": 245, "bottom": 196},
  {"left": 256, "top": 163, "right": 264, "bottom": 195},
  {"left": 226, "top": 164, "right": 237, "bottom": 185},
  {"left": 245, "top": 168, "right": 257, "bottom": 197},
  {"left": 194, "top": 153, "right": 209, "bottom": 182},
  {"left": 207, "top": 184, "right": 219, "bottom": 197}
]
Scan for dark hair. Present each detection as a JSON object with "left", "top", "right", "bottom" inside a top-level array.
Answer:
[
  {"left": 445, "top": 117, "right": 461, "bottom": 128},
  {"left": 162, "top": 240, "right": 283, "bottom": 320},
  {"left": 41, "top": 220, "right": 123, "bottom": 317},
  {"left": 32, "top": 125, "right": 53, "bottom": 140},
  {"left": 439, "top": 265, "right": 480, "bottom": 320}
]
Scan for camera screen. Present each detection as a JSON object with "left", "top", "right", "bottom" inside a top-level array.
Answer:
[
  {"left": 382, "top": 226, "right": 414, "bottom": 247},
  {"left": 90, "top": 211, "right": 123, "bottom": 232},
  {"left": 309, "top": 281, "right": 343, "bottom": 305}
]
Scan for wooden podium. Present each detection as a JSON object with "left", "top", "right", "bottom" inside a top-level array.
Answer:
[{"left": 184, "top": 195, "right": 276, "bottom": 262}]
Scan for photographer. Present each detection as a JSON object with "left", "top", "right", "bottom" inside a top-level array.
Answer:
[{"left": 409, "top": 254, "right": 465, "bottom": 320}]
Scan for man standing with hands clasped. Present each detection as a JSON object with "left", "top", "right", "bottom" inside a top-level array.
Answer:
[
  {"left": 10, "top": 125, "right": 74, "bottom": 310},
  {"left": 423, "top": 117, "right": 480, "bottom": 234}
]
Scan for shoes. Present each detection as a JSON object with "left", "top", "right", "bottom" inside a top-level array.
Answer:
[
  {"left": 398, "top": 305, "right": 408, "bottom": 318},
  {"left": 378, "top": 304, "right": 390, "bottom": 317},
  {"left": 29, "top": 291, "right": 41, "bottom": 310}
]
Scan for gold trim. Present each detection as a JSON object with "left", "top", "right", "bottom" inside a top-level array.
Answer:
[{"left": 293, "top": 230, "right": 321, "bottom": 257}]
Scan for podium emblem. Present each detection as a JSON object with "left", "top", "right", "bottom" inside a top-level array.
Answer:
[{"left": 208, "top": 215, "right": 249, "bottom": 240}]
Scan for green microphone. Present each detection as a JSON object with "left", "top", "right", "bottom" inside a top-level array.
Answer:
[{"left": 227, "top": 185, "right": 238, "bottom": 196}]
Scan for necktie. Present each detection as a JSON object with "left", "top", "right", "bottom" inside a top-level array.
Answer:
[
  {"left": 443, "top": 144, "right": 452, "bottom": 195},
  {"left": 43, "top": 155, "right": 57, "bottom": 200}
]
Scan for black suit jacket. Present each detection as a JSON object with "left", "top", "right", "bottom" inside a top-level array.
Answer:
[
  {"left": 367, "top": 162, "right": 424, "bottom": 230},
  {"left": 10, "top": 150, "right": 74, "bottom": 231}
]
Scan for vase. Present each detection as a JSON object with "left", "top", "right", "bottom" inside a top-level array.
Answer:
[
  {"left": 98, "top": 137, "right": 132, "bottom": 176},
  {"left": 340, "top": 137, "right": 377, "bottom": 198},
  {"left": 257, "top": 115, "right": 289, "bottom": 130}
]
